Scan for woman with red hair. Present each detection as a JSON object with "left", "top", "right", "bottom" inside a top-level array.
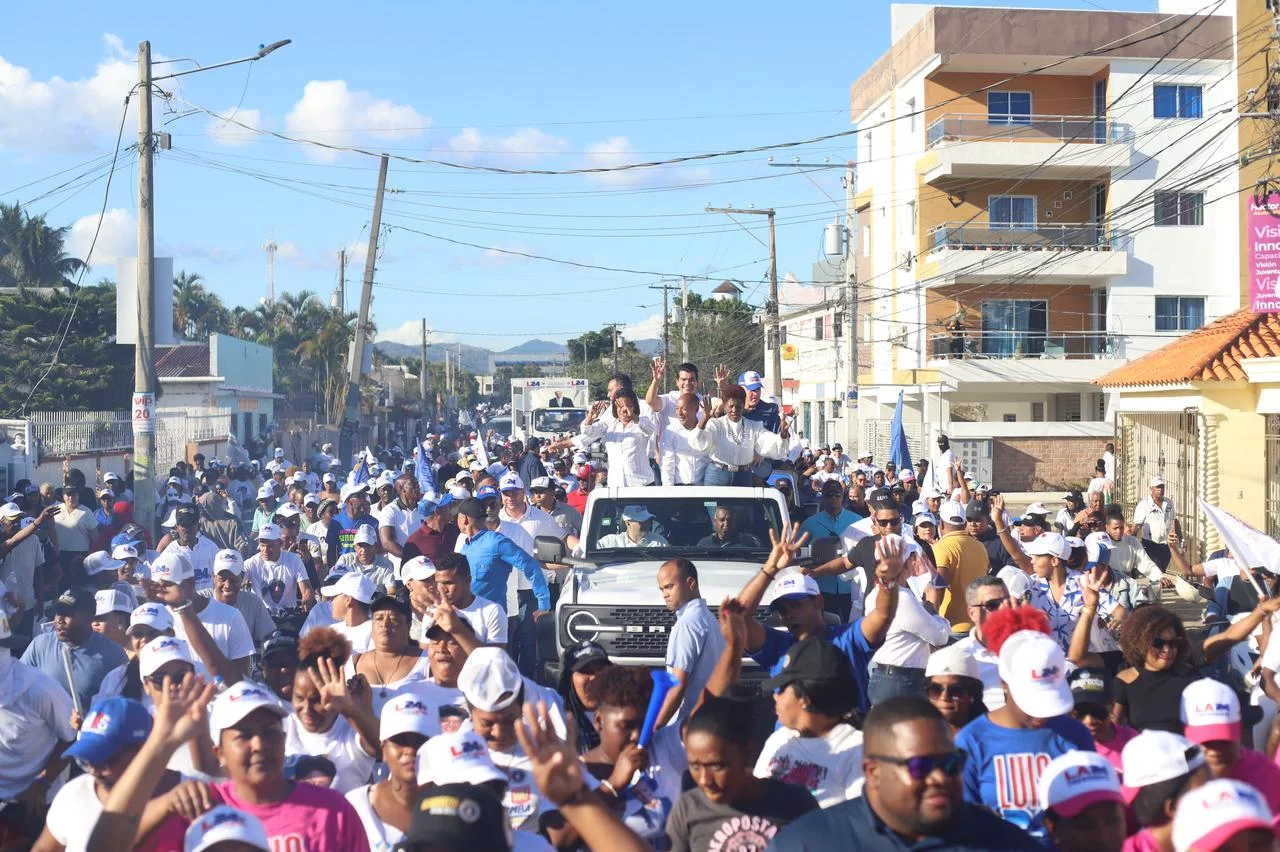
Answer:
[{"left": 953, "top": 607, "right": 1099, "bottom": 846}]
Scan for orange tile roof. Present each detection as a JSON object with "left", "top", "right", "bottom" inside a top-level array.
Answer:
[{"left": 1096, "top": 308, "right": 1280, "bottom": 387}]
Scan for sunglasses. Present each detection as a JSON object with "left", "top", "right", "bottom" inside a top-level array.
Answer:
[
  {"left": 874, "top": 516, "right": 903, "bottom": 528},
  {"left": 1151, "top": 637, "right": 1180, "bottom": 651},
  {"left": 972, "top": 597, "right": 1010, "bottom": 613},
  {"left": 926, "top": 683, "right": 974, "bottom": 700},
  {"left": 868, "top": 751, "right": 967, "bottom": 780},
  {"left": 1072, "top": 704, "right": 1110, "bottom": 721},
  {"left": 146, "top": 667, "right": 194, "bottom": 689}
]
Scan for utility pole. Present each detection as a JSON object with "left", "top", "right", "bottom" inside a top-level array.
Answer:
[
  {"left": 604, "top": 323, "right": 621, "bottom": 376},
  {"left": 419, "top": 319, "right": 428, "bottom": 429},
  {"left": 705, "top": 206, "right": 780, "bottom": 397},
  {"left": 336, "top": 249, "right": 346, "bottom": 312},
  {"left": 263, "top": 238, "right": 277, "bottom": 303},
  {"left": 133, "top": 41, "right": 156, "bottom": 536},
  {"left": 341, "top": 153, "right": 389, "bottom": 466},
  {"left": 680, "top": 278, "right": 690, "bottom": 363},
  {"left": 649, "top": 281, "right": 678, "bottom": 390}
]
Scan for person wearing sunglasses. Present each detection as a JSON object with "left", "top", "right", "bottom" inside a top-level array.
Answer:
[
  {"left": 31, "top": 696, "right": 184, "bottom": 852},
  {"left": 953, "top": 607, "right": 1094, "bottom": 847},
  {"left": 1112, "top": 604, "right": 1199, "bottom": 735},
  {"left": 768, "top": 696, "right": 1035, "bottom": 851},
  {"left": 923, "top": 645, "right": 985, "bottom": 735},
  {"left": 950, "top": 575, "right": 1017, "bottom": 711}
]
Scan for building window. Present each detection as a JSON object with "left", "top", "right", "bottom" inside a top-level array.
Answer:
[
  {"left": 1031, "top": 402, "right": 1045, "bottom": 422},
  {"left": 1153, "top": 84, "right": 1202, "bottom": 119},
  {"left": 1054, "top": 393, "right": 1082, "bottom": 422},
  {"left": 989, "top": 195, "right": 1036, "bottom": 230},
  {"left": 833, "top": 311, "right": 843, "bottom": 339},
  {"left": 814, "top": 317, "right": 824, "bottom": 341},
  {"left": 1003, "top": 413, "right": 1017, "bottom": 423},
  {"left": 1154, "top": 191, "right": 1203, "bottom": 226},
  {"left": 1155, "top": 296, "right": 1205, "bottom": 331},
  {"left": 906, "top": 98, "right": 917, "bottom": 132},
  {"left": 988, "top": 91, "right": 1032, "bottom": 125},
  {"left": 981, "top": 299, "right": 1047, "bottom": 356},
  {"left": 823, "top": 314, "right": 834, "bottom": 341}
]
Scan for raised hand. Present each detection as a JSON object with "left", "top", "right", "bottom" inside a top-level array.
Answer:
[
  {"left": 718, "top": 597, "right": 748, "bottom": 649},
  {"left": 767, "top": 522, "right": 810, "bottom": 572},
  {"left": 713, "top": 363, "right": 730, "bottom": 386},
  {"left": 308, "top": 655, "right": 356, "bottom": 716},
  {"left": 433, "top": 600, "right": 462, "bottom": 635},
  {"left": 515, "top": 701, "right": 587, "bottom": 808},
  {"left": 989, "top": 493, "right": 1006, "bottom": 524},
  {"left": 151, "top": 672, "right": 217, "bottom": 751},
  {"left": 609, "top": 743, "right": 650, "bottom": 791},
  {"left": 651, "top": 357, "right": 666, "bottom": 381},
  {"left": 875, "top": 534, "right": 906, "bottom": 586},
  {"left": 1080, "top": 564, "right": 1106, "bottom": 609},
  {"left": 165, "top": 780, "right": 216, "bottom": 821}
]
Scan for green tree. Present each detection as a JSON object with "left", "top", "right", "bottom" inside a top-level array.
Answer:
[
  {"left": 567, "top": 328, "right": 644, "bottom": 399},
  {"left": 491, "top": 363, "right": 543, "bottom": 403},
  {"left": 0, "top": 202, "right": 85, "bottom": 290}
]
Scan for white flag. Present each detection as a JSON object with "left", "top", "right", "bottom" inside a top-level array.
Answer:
[{"left": 1198, "top": 499, "right": 1280, "bottom": 596}]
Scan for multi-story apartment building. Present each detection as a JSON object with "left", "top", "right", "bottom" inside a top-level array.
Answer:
[{"left": 838, "top": 2, "right": 1240, "bottom": 490}]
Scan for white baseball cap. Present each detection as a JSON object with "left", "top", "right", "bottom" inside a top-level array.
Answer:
[
  {"left": 273, "top": 502, "right": 302, "bottom": 519},
  {"left": 256, "top": 523, "right": 282, "bottom": 542},
  {"left": 1180, "top": 678, "right": 1242, "bottom": 745},
  {"left": 111, "top": 542, "right": 140, "bottom": 562},
  {"left": 418, "top": 730, "right": 506, "bottom": 787},
  {"left": 401, "top": 555, "right": 436, "bottom": 581},
  {"left": 139, "top": 636, "right": 195, "bottom": 678},
  {"left": 620, "top": 504, "right": 654, "bottom": 523},
  {"left": 379, "top": 691, "right": 440, "bottom": 741},
  {"left": 1023, "top": 501, "right": 1050, "bottom": 518},
  {"left": 0, "top": 502, "right": 22, "bottom": 521},
  {"left": 322, "top": 472, "right": 336, "bottom": 484},
  {"left": 83, "top": 551, "right": 125, "bottom": 576},
  {"left": 354, "top": 525, "right": 379, "bottom": 546},
  {"left": 997, "top": 566, "right": 1033, "bottom": 601},
  {"left": 256, "top": 483, "right": 275, "bottom": 500},
  {"left": 213, "top": 549, "right": 244, "bottom": 577},
  {"left": 938, "top": 500, "right": 966, "bottom": 526},
  {"left": 529, "top": 476, "right": 553, "bottom": 491},
  {"left": 1024, "top": 532, "right": 1072, "bottom": 561},
  {"left": 149, "top": 552, "right": 193, "bottom": 585},
  {"left": 997, "top": 630, "right": 1073, "bottom": 719},
  {"left": 209, "top": 681, "right": 289, "bottom": 738},
  {"left": 498, "top": 472, "right": 524, "bottom": 492},
  {"left": 1038, "top": 750, "right": 1124, "bottom": 819},
  {"left": 303, "top": 493, "right": 320, "bottom": 507},
  {"left": 94, "top": 588, "right": 134, "bottom": 617},
  {"left": 103, "top": 472, "right": 120, "bottom": 483},
  {"left": 274, "top": 448, "right": 285, "bottom": 457},
  {"left": 1151, "top": 476, "right": 1166, "bottom": 488},
  {"left": 458, "top": 647, "right": 524, "bottom": 712},
  {"left": 184, "top": 805, "right": 270, "bottom": 852},
  {"left": 1172, "top": 778, "right": 1278, "bottom": 852},
  {"left": 769, "top": 573, "right": 820, "bottom": 605},
  {"left": 925, "top": 643, "right": 980, "bottom": 680},
  {"left": 321, "top": 571, "right": 375, "bottom": 604},
  {"left": 1122, "top": 730, "right": 1206, "bottom": 790},
  {"left": 128, "top": 602, "right": 173, "bottom": 635}
]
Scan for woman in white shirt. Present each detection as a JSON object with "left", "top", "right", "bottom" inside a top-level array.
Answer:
[
  {"left": 345, "top": 692, "right": 439, "bottom": 852},
  {"left": 755, "top": 637, "right": 865, "bottom": 807},
  {"left": 53, "top": 486, "right": 98, "bottom": 586},
  {"left": 286, "top": 627, "right": 380, "bottom": 793},
  {"left": 690, "top": 384, "right": 798, "bottom": 487},
  {"left": 561, "top": 390, "right": 656, "bottom": 486},
  {"left": 863, "top": 533, "right": 951, "bottom": 705}
]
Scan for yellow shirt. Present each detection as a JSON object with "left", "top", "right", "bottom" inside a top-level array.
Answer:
[{"left": 931, "top": 529, "right": 990, "bottom": 629}]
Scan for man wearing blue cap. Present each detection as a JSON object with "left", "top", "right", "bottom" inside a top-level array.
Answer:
[
  {"left": 22, "top": 587, "right": 127, "bottom": 711},
  {"left": 33, "top": 695, "right": 182, "bottom": 852},
  {"left": 732, "top": 369, "right": 781, "bottom": 433}
]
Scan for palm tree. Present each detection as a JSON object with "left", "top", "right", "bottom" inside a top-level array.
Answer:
[
  {"left": 173, "top": 270, "right": 205, "bottom": 339},
  {"left": 0, "top": 202, "right": 84, "bottom": 290}
]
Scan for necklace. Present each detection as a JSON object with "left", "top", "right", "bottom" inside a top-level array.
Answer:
[{"left": 371, "top": 651, "right": 413, "bottom": 698}]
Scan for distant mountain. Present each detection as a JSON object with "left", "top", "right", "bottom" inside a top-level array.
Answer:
[
  {"left": 374, "top": 341, "right": 491, "bottom": 373},
  {"left": 501, "top": 339, "right": 567, "bottom": 355}
]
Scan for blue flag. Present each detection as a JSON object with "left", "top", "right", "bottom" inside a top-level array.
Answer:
[
  {"left": 890, "top": 390, "right": 913, "bottom": 473},
  {"left": 415, "top": 436, "right": 437, "bottom": 499},
  {"left": 351, "top": 451, "right": 370, "bottom": 486}
]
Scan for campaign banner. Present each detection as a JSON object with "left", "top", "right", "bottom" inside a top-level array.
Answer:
[{"left": 1249, "top": 193, "right": 1280, "bottom": 312}]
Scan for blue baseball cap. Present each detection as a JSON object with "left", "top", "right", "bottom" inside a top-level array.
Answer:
[
  {"left": 475, "top": 485, "right": 500, "bottom": 501},
  {"left": 66, "top": 696, "right": 152, "bottom": 765},
  {"left": 738, "top": 370, "right": 764, "bottom": 391}
]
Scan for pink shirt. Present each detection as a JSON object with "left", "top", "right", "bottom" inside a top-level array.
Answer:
[
  {"left": 1231, "top": 748, "right": 1280, "bottom": 813},
  {"left": 1122, "top": 828, "right": 1162, "bottom": 852},
  {"left": 1095, "top": 724, "right": 1137, "bottom": 773}
]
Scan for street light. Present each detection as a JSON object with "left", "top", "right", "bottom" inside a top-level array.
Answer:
[{"left": 132, "top": 39, "right": 290, "bottom": 536}]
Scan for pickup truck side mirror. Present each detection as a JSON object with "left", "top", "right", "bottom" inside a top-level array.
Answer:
[
  {"left": 534, "top": 535, "right": 567, "bottom": 564},
  {"left": 808, "top": 535, "right": 840, "bottom": 566}
]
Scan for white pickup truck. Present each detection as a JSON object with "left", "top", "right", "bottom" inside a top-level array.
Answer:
[{"left": 533, "top": 485, "right": 825, "bottom": 685}]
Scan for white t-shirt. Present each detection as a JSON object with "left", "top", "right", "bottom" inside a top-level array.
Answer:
[
  {"left": 499, "top": 506, "right": 564, "bottom": 593},
  {"left": 934, "top": 448, "right": 957, "bottom": 494},
  {"left": 458, "top": 595, "right": 508, "bottom": 645},
  {"left": 174, "top": 599, "right": 255, "bottom": 664},
  {"left": 244, "top": 550, "right": 309, "bottom": 609},
  {"left": 284, "top": 712, "right": 376, "bottom": 794},
  {"left": 754, "top": 723, "right": 864, "bottom": 807},
  {"left": 0, "top": 661, "right": 75, "bottom": 798},
  {"left": 376, "top": 502, "right": 422, "bottom": 568},
  {"left": 53, "top": 506, "right": 98, "bottom": 552},
  {"left": 45, "top": 771, "right": 103, "bottom": 850},
  {"left": 1, "top": 536, "right": 43, "bottom": 612},
  {"left": 346, "top": 783, "right": 403, "bottom": 852},
  {"left": 332, "top": 619, "right": 374, "bottom": 654},
  {"left": 162, "top": 536, "right": 221, "bottom": 592}
]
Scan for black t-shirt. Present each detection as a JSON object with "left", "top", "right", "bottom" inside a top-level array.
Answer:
[
  {"left": 976, "top": 528, "right": 1017, "bottom": 575},
  {"left": 667, "top": 780, "right": 818, "bottom": 852},
  {"left": 850, "top": 534, "right": 937, "bottom": 577}
]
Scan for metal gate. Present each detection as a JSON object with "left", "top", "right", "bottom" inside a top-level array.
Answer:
[
  {"left": 1117, "top": 410, "right": 1202, "bottom": 560},
  {"left": 1266, "top": 415, "right": 1280, "bottom": 539}
]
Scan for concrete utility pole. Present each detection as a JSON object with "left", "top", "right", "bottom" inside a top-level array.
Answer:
[
  {"left": 649, "top": 281, "right": 678, "bottom": 390},
  {"left": 705, "top": 206, "right": 780, "bottom": 397},
  {"left": 419, "top": 319, "right": 428, "bottom": 427},
  {"left": 340, "top": 153, "right": 389, "bottom": 466},
  {"left": 133, "top": 41, "right": 156, "bottom": 535},
  {"left": 607, "top": 323, "right": 621, "bottom": 375},
  {"left": 337, "top": 249, "right": 346, "bottom": 312},
  {"left": 680, "top": 278, "right": 690, "bottom": 363}
]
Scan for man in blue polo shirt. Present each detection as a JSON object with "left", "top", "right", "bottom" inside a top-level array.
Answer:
[
  {"left": 735, "top": 528, "right": 901, "bottom": 713},
  {"left": 797, "top": 480, "right": 864, "bottom": 620},
  {"left": 454, "top": 497, "right": 550, "bottom": 617}
]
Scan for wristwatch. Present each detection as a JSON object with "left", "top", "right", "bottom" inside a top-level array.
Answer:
[{"left": 168, "top": 599, "right": 191, "bottom": 615}]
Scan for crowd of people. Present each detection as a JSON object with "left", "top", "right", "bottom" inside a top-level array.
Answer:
[{"left": 0, "top": 356, "right": 1276, "bottom": 851}]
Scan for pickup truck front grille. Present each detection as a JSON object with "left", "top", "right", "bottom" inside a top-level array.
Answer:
[{"left": 561, "top": 604, "right": 773, "bottom": 658}]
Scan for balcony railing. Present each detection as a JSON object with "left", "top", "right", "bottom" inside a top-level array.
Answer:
[
  {"left": 929, "top": 330, "right": 1121, "bottom": 360},
  {"left": 926, "top": 222, "right": 1117, "bottom": 253},
  {"left": 926, "top": 113, "right": 1128, "bottom": 147}
]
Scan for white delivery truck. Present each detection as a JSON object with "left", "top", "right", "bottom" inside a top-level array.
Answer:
[{"left": 511, "top": 377, "right": 589, "bottom": 442}]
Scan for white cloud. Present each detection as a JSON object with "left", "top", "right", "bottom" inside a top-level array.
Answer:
[
  {"left": 0, "top": 35, "right": 136, "bottom": 153},
  {"left": 584, "top": 136, "right": 647, "bottom": 186},
  {"left": 285, "top": 81, "right": 429, "bottom": 161},
  {"left": 375, "top": 319, "right": 453, "bottom": 346},
  {"left": 68, "top": 207, "right": 136, "bottom": 271},
  {"left": 206, "top": 107, "right": 263, "bottom": 147},
  {"left": 447, "top": 127, "right": 569, "bottom": 165},
  {"left": 275, "top": 241, "right": 301, "bottom": 261},
  {"left": 622, "top": 312, "right": 664, "bottom": 341}
]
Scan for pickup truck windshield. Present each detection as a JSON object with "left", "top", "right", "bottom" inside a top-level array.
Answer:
[
  {"left": 532, "top": 408, "right": 587, "bottom": 434},
  {"left": 587, "top": 497, "right": 782, "bottom": 556}
]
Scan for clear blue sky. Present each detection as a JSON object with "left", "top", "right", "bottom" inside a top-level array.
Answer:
[{"left": 0, "top": 0, "right": 1155, "bottom": 349}]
